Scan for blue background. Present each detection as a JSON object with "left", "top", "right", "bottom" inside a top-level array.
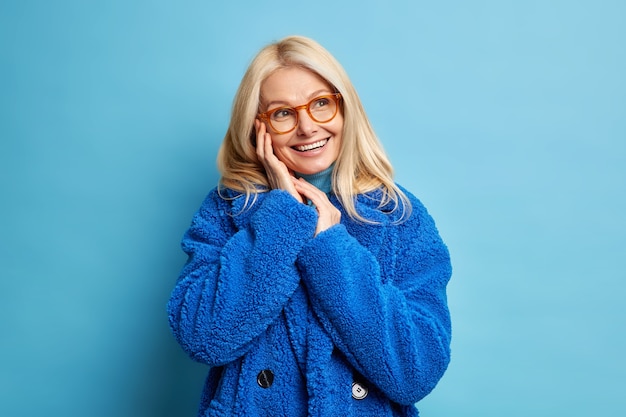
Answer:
[{"left": 1, "top": 1, "right": 624, "bottom": 416}]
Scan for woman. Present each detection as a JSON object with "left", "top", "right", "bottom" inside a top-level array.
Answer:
[{"left": 168, "top": 35, "right": 452, "bottom": 416}]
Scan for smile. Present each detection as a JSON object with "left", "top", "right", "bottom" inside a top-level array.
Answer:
[{"left": 293, "top": 138, "right": 329, "bottom": 152}]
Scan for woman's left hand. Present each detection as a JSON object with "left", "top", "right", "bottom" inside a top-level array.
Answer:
[{"left": 293, "top": 177, "right": 341, "bottom": 236}]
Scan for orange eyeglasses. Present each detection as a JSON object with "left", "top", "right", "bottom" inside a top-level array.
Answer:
[{"left": 258, "top": 93, "right": 342, "bottom": 134}]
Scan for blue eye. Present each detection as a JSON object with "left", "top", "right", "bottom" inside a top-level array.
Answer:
[
  {"left": 271, "top": 108, "right": 295, "bottom": 120},
  {"left": 312, "top": 98, "right": 330, "bottom": 108}
]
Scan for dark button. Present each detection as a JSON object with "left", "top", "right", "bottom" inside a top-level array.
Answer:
[
  {"left": 352, "top": 382, "right": 368, "bottom": 400},
  {"left": 257, "top": 369, "right": 274, "bottom": 388}
]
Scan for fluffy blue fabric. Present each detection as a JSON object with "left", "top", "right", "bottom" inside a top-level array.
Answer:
[{"left": 168, "top": 185, "right": 452, "bottom": 416}]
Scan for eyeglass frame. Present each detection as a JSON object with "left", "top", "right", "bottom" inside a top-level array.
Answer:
[{"left": 257, "top": 92, "right": 343, "bottom": 134}]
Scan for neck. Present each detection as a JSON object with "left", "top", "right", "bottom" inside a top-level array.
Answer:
[{"left": 295, "top": 163, "right": 335, "bottom": 194}]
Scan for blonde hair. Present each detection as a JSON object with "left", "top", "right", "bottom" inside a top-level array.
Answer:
[{"left": 217, "top": 35, "right": 411, "bottom": 222}]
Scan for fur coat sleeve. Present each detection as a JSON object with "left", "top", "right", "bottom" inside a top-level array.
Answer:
[{"left": 167, "top": 189, "right": 319, "bottom": 365}]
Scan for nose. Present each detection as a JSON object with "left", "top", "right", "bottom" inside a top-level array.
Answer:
[{"left": 296, "top": 108, "right": 317, "bottom": 137}]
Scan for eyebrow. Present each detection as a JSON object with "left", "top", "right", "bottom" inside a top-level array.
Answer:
[{"left": 263, "top": 89, "right": 332, "bottom": 110}]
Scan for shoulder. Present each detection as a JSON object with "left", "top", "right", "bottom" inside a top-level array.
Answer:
[
  {"left": 196, "top": 186, "right": 264, "bottom": 217},
  {"left": 353, "top": 183, "right": 430, "bottom": 225},
  {"left": 395, "top": 183, "right": 431, "bottom": 219},
  {"left": 394, "top": 184, "right": 443, "bottom": 236},
  {"left": 186, "top": 187, "right": 254, "bottom": 237}
]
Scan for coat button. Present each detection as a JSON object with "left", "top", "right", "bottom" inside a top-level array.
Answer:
[
  {"left": 257, "top": 369, "right": 274, "bottom": 388},
  {"left": 352, "top": 382, "right": 368, "bottom": 400}
]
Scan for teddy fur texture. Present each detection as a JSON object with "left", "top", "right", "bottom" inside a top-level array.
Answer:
[{"left": 167, "top": 185, "right": 452, "bottom": 416}]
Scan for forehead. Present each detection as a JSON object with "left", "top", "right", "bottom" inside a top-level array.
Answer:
[{"left": 261, "top": 67, "right": 332, "bottom": 104}]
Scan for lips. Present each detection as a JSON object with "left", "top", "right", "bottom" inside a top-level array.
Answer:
[{"left": 293, "top": 138, "right": 329, "bottom": 152}]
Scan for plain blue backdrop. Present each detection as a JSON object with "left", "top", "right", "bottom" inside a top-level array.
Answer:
[{"left": 1, "top": 1, "right": 625, "bottom": 416}]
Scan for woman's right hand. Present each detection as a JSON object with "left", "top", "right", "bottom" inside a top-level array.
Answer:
[{"left": 255, "top": 119, "right": 303, "bottom": 203}]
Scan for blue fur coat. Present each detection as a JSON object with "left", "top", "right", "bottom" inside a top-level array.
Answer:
[{"left": 167, "top": 185, "right": 452, "bottom": 416}]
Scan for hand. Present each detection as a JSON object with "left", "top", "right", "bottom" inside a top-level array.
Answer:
[
  {"left": 255, "top": 119, "right": 303, "bottom": 203},
  {"left": 293, "top": 177, "right": 341, "bottom": 236}
]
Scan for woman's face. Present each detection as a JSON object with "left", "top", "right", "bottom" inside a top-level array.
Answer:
[{"left": 259, "top": 67, "right": 343, "bottom": 175}]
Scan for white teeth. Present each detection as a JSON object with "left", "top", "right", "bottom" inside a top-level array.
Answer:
[{"left": 295, "top": 139, "right": 328, "bottom": 152}]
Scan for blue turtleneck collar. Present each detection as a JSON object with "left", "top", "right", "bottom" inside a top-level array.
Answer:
[{"left": 295, "top": 163, "right": 335, "bottom": 194}]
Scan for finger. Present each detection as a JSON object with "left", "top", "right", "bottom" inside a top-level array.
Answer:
[
  {"left": 255, "top": 120, "right": 263, "bottom": 159},
  {"left": 262, "top": 135, "right": 285, "bottom": 179},
  {"left": 292, "top": 177, "right": 317, "bottom": 195},
  {"left": 293, "top": 178, "right": 328, "bottom": 203},
  {"left": 293, "top": 178, "right": 340, "bottom": 234},
  {"left": 263, "top": 126, "right": 275, "bottom": 162},
  {"left": 257, "top": 121, "right": 281, "bottom": 168},
  {"left": 255, "top": 119, "right": 267, "bottom": 160}
]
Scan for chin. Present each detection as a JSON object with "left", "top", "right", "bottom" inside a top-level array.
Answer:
[{"left": 294, "top": 162, "right": 333, "bottom": 175}]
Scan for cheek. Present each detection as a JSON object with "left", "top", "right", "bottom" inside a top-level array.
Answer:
[
  {"left": 331, "top": 115, "right": 344, "bottom": 136},
  {"left": 268, "top": 134, "right": 292, "bottom": 159},
  {"left": 268, "top": 133, "right": 289, "bottom": 150},
  {"left": 330, "top": 120, "right": 344, "bottom": 145}
]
